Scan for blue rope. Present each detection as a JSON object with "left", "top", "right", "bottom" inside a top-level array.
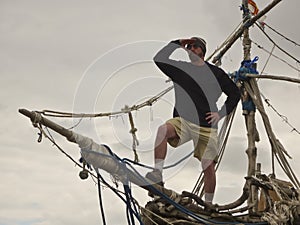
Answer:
[
  {"left": 84, "top": 147, "right": 210, "bottom": 224},
  {"left": 122, "top": 166, "right": 143, "bottom": 225},
  {"left": 125, "top": 161, "right": 268, "bottom": 225},
  {"left": 124, "top": 183, "right": 136, "bottom": 225},
  {"left": 97, "top": 173, "right": 107, "bottom": 225},
  {"left": 228, "top": 57, "right": 260, "bottom": 112},
  {"left": 123, "top": 183, "right": 144, "bottom": 225},
  {"left": 229, "top": 56, "right": 259, "bottom": 83},
  {"left": 97, "top": 172, "right": 143, "bottom": 224},
  {"left": 98, "top": 147, "right": 144, "bottom": 225},
  {"left": 121, "top": 150, "right": 270, "bottom": 225},
  {"left": 83, "top": 147, "right": 268, "bottom": 225},
  {"left": 122, "top": 148, "right": 194, "bottom": 170}
]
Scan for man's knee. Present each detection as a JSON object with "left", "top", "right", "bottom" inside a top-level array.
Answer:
[
  {"left": 157, "top": 123, "right": 177, "bottom": 139},
  {"left": 202, "top": 159, "right": 215, "bottom": 172},
  {"left": 156, "top": 124, "right": 168, "bottom": 141}
]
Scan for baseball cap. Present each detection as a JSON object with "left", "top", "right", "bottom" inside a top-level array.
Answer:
[{"left": 191, "top": 37, "right": 207, "bottom": 56}]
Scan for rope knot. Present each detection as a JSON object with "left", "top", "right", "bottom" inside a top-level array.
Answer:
[
  {"left": 129, "top": 128, "right": 138, "bottom": 134},
  {"left": 32, "top": 111, "right": 42, "bottom": 127}
]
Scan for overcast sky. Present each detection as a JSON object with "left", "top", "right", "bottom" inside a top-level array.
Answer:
[{"left": 1, "top": 0, "right": 300, "bottom": 225}]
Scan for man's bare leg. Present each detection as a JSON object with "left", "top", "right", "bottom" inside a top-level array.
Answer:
[
  {"left": 154, "top": 123, "right": 179, "bottom": 171},
  {"left": 202, "top": 159, "right": 216, "bottom": 203},
  {"left": 145, "top": 123, "right": 179, "bottom": 186}
]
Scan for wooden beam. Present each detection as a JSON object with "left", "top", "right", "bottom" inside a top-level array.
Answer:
[{"left": 245, "top": 74, "right": 300, "bottom": 84}]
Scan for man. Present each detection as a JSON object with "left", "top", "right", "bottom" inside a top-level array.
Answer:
[{"left": 146, "top": 37, "right": 240, "bottom": 203}]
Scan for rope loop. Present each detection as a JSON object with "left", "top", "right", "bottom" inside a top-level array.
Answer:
[
  {"left": 32, "top": 111, "right": 42, "bottom": 127},
  {"left": 123, "top": 105, "right": 140, "bottom": 163}
]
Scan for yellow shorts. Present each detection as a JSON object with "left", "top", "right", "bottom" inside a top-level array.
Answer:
[{"left": 166, "top": 117, "right": 218, "bottom": 162}]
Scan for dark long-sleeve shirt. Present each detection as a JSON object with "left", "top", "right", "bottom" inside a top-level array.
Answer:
[{"left": 153, "top": 41, "right": 240, "bottom": 128}]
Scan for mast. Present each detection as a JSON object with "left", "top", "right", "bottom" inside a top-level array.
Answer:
[{"left": 241, "top": 0, "right": 260, "bottom": 214}]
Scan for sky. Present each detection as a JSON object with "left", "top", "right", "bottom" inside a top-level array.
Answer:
[{"left": 1, "top": 0, "right": 300, "bottom": 224}]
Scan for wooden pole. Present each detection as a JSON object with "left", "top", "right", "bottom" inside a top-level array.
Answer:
[
  {"left": 245, "top": 73, "right": 300, "bottom": 84},
  {"left": 241, "top": 0, "right": 259, "bottom": 214}
]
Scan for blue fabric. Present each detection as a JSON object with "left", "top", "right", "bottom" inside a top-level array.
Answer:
[{"left": 232, "top": 56, "right": 259, "bottom": 83}]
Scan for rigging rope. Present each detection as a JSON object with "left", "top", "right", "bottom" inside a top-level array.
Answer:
[
  {"left": 251, "top": 41, "right": 300, "bottom": 135},
  {"left": 251, "top": 39, "right": 300, "bottom": 73},
  {"left": 35, "top": 85, "right": 174, "bottom": 163},
  {"left": 255, "top": 22, "right": 300, "bottom": 64},
  {"left": 124, "top": 156, "right": 268, "bottom": 225},
  {"left": 192, "top": 108, "right": 237, "bottom": 196},
  {"left": 97, "top": 172, "right": 143, "bottom": 224},
  {"left": 264, "top": 23, "right": 300, "bottom": 47},
  {"left": 261, "top": 94, "right": 300, "bottom": 135},
  {"left": 124, "top": 106, "right": 140, "bottom": 162},
  {"left": 244, "top": 39, "right": 300, "bottom": 135},
  {"left": 97, "top": 173, "right": 107, "bottom": 225},
  {"left": 260, "top": 44, "right": 275, "bottom": 75},
  {"left": 37, "top": 86, "right": 173, "bottom": 118}
]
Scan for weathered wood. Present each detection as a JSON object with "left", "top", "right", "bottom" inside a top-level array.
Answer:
[
  {"left": 244, "top": 80, "right": 300, "bottom": 188},
  {"left": 245, "top": 73, "right": 300, "bottom": 84},
  {"left": 244, "top": 110, "right": 259, "bottom": 214},
  {"left": 19, "top": 108, "right": 75, "bottom": 141},
  {"left": 182, "top": 185, "right": 249, "bottom": 212}
]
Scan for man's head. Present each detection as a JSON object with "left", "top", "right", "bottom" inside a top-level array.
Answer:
[{"left": 187, "top": 37, "right": 206, "bottom": 61}]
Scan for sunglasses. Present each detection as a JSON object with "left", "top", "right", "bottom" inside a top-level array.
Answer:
[{"left": 186, "top": 43, "right": 202, "bottom": 50}]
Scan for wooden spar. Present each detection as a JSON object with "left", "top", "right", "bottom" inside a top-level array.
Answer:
[
  {"left": 244, "top": 80, "right": 300, "bottom": 188},
  {"left": 18, "top": 108, "right": 178, "bottom": 197},
  {"left": 19, "top": 108, "right": 75, "bottom": 141},
  {"left": 242, "top": 0, "right": 258, "bottom": 214},
  {"left": 245, "top": 74, "right": 300, "bottom": 84},
  {"left": 212, "top": 0, "right": 282, "bottom": 65}
]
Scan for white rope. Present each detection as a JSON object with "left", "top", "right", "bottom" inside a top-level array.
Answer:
[
  {"left": 262, "top": 200, "right": 300, "bottom": 225},
  {"left": 124, "top": 105, "right": 140, "bottom": 162},
  {"left": 140, "top": 206, "right": 174, "bottom": 225},
  {"left": 38, "top": 85, "right": 173, "bottom": 119}
]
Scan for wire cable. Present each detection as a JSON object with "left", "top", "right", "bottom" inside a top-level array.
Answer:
[
  {"left": 261, "top": 93, "right": 300, "bottom": 135},
  {"left": 255, "top": 22, "right": 300, "bottom": 64},
  {"left": 251, "top": 39, "right": 300, "bottom": 73},
  {"left": 264, "top": 23, "right": 300, "bottom": 47}
]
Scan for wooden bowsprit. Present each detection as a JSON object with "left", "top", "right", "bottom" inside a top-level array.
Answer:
[{"left": 19, "top": 109, "right": 172, "bottom": 191}]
